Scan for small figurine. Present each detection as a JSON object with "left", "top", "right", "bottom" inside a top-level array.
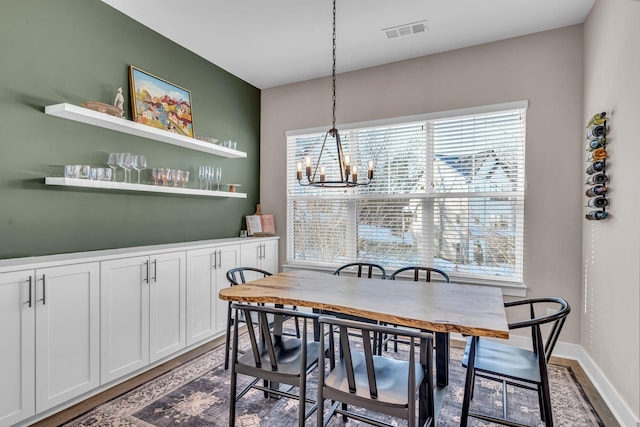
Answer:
[{"left": 113, "top": 87, "right": 125, "bottom": 117}]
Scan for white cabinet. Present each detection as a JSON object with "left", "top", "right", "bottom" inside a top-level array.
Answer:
[
  {"left": 240, "top": 238, "right": 278, "bottom": 274},
  {"left": 100, "top": 251, "right": 186, "bottom": 383},
  {"left": 0, "top": 271, "right": 35, "bottom": 427},
  {"left": 186, "top": 244, "right": 239, "bottom": 346},
  {"left": 0, "top": 263, "right": 99, "bottom": 427},
  {"left": 0, "top": 237, "right": 277, "bottom": 426}
]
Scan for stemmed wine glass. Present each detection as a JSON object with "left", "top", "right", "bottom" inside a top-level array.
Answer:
[
  {"left": 133, "top": 155, "right": 147, "bottom": 184},
  {"left": 215, "top": 167, "right": 222, "bottom": 191},
  {"left": 107, "top": 153, "right": 118, "bottom": 181},
  {"left": 116, "top": 153, "right": 130, "bottom": 182}
]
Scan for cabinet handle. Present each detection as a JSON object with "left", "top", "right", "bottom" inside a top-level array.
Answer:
[
  {"left": 152, "top": 259, "right": 157, "bottom": 282},
  {"left": 26, "top": 276, "right": 33, "bottom": 308},
  {"left": 144, "top": 260, "right": 149, "bottom": 284},
  {"left": 211, "top": 251, "right": 217, "bottom": 270},
  {"left": 40, "top": 274, "right": 46, "bottom": 305},
  {"left": 217, "top": 250, "right": 222, "bottom": 269},
  {"left": 261, "top": 244, "right": 266, "bottom": 260}
]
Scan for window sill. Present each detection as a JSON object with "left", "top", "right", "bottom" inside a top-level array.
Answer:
[{"left": 282, "top": 262, "right": 527, "bottom": 297}]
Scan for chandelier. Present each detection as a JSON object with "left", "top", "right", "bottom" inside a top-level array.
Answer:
[{"left": 297, "top": 0, "right": 374, "bottom": 187}]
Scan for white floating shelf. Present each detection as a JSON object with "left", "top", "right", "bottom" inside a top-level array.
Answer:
[
  {"left": 44, "top": 103, "right": 247, "bottom": 159},
  {"left": 45, "top": 177, "right": 247, "bottom": 198}
]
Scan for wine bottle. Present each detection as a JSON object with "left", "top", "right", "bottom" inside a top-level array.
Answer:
[
  {"left": 587, "top": 138, "right": 606, "bottom": 151},
  {"left": 585, "top": 211, "right": 608, "bottom": 220},
  {"left": 587, "top": 197, "right": 608, "bottom": 208},
  {"left": 586, "top": 160, "right": 606, "bottom": 175},
  {"left": 587, "top": 112, "right": 607, "bottom": 127},
  {"left": 587, "top": 125, "right": 607, "bottom": 139},
  {"left": 587, "top": 148, "right": 607, "bottom": 162},
  {"left": 585, "top": 173, "right": 608, "bottom": 185},
  {"left": 585, "top": 184, "right": 607, "bottom": 197}
]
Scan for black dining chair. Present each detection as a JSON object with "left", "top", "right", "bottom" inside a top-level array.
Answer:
[
  {"left": 330, "top": 262, "right": 387, "bottom": 355},
  {"left": 229, "top": 303, "right": 321, "bottom": 427},
  {"left": 224, "top": 267, "right": 300, "bottom": 370},
  {"left": 317, "top": 315, "right": 435, "bottom": 427},
  {"left": 333, "top": 262, "right": 387, "bottom": 279},
  {"left": 460, "top": 297, "right": 571, "bottom": 427},
  {"left": 386, "top": 266, "right": 450, "bottom": 353},
  {"left": 388, "top": 265, "right": 450, "bottom": 283}
]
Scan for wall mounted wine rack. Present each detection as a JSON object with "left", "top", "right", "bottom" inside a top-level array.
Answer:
[{"left": 585, "top": 112, "right": 609, "bottom": 220}]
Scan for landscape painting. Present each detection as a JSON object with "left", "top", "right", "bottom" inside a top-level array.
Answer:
[{"left": 129, "top": 66, "right": 194, "bottom": 137}]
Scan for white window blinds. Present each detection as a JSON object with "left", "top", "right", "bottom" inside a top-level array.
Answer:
[{"left": 286, "top": 103, "right": 526, "bottom": 284}]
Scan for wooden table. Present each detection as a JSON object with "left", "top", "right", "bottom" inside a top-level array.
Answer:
[{"left": 219, "top": 270, "right": 509, "bottom": 386}]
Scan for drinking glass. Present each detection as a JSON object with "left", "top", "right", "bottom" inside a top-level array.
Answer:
[
  {"left": 116, "top": 153, "right": 130, "bottom": 182},
  {"left": 151, "top": 168, "right": 159, "bottom": 185},
  {"left": 64, "top": 165, "right": 78, "bottom": 178},
  {"left": 181, "top": 171, "right": 190, "bottom": 188},
  {"left": 107, "top": 153, "right": 118, "bottom": 181},
  {"left": 208, "top": 166, "right": 214, "bottom": 190},
  {"left": 172, "top": 170, "right": 182, "bottom": 187},
  {"left": 161, "top": 168, "right": 171, "bottom": 186},
  {"left": 198, "top": 166, "right": 205, "bottom": 190},
  {"left": 215, "top": 167, "right": 222, "bottom": 191},
  {"left": 133, "top": 155, "right": 147, "bottom": 184},
  {"left": 123, "top": 153, "right": 134, "bottom": 183}
]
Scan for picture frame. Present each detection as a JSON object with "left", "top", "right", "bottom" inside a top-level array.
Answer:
[
  {"left": 128, "top": 65, "right": 194, "bottom": 137},
  {"left": 245, "top": 215, "right": 262, "bottom": 237},
  {"left": 245, "top": 214, "right": 276, "bottom": 237}
]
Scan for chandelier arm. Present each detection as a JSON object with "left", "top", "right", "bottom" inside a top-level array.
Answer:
[{"left": 310, "top": 131, "right": 331, "bottom": 183}]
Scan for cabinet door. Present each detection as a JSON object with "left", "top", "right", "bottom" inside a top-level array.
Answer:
[
  {"left": 0, "top": 270, "right": 35, "bottom": 427},
  {"left": 239, "top": 240, "right": 262, "bottom": 270},
  {"left": 186, "top": 248, "right": 216, "bottom": 346},
  {"left": 34, "top": 263, "right": 100, "bottom": 412},
  {"left": 214, "top": 245, "right": 239, "bottom": 334},
  {"left": 240, "top": 239, "right": 278, "bottom": 274},
  {"left": 260, "top": 239, "right": 279, "bottom": 274},
  {"left": 149, "top": 251, "right": 186, "bottom": 363},
  {"left": 100, "top": 256, "right": 150, "bottom": 383}
]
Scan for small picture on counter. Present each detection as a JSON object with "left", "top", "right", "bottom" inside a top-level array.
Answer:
[
  {"left": 246, "top": 214, "right": 275, "bottom": 237},
  {"left": 246, "top": 215, "right": 262, "bottom": 236},
  {"left": 129, "top": 66, "right": 194, "bottom": 137}
]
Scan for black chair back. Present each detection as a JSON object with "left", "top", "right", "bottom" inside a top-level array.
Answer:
[
  {"left": 333, "top": 262, "right": 387, "bottom": 279},
  {"left": 226, "top": 266, "right": 272, "bottom": 285},
  {"left": 389, "top": 266, "right": 450, "bottom": 283},
  {"left": 317, "top": 316, "right": 434, "bottom": 427}
]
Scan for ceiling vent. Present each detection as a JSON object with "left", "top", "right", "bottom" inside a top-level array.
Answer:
[{"left": 383, "top": 20, "right": 428, "bottom": 39}]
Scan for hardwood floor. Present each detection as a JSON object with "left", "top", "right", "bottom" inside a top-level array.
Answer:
[{"left": 31, "top": 337, "right": 619, "bottom": 427}]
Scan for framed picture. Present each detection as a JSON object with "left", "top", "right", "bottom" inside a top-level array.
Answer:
[
  {"left": 128, "top": 65, "right": 194, "bottom": 137},
  {"left": 246, "top": 215, "right": 262, "bottom": 237},
  {"left": 245, "top": 214, "right": 276, "bottom": 237}
]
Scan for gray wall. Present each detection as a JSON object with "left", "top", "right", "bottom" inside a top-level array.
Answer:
[
  {"left": 261, "top": 26, "right": 585, "bottom": 344},
  {"left": 583, "top": 0, "right": 640, "bottom": 420},
  {"left": 0, "top": 0, "right": 260, "bottom": 259}
]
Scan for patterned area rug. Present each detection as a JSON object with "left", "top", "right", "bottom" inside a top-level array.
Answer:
[{"left": 64, "top": 336, "right": 603, "bottom": 427}]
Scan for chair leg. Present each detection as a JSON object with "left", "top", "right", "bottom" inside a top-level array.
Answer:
[
  {"left": 298, "top": 376, "right": 306, "bottom": 427},
  {"left": 224, "top": 306, "right": 233, "bottom": 370},
  {"left": 540, "top": 367, "right": 554, "bottom": 426},
  {"left": 460, "top": 337, "right": 478, "bottom": 427},
  {"left": 538, "top": 384, "right": 546, "bottom": 422}
]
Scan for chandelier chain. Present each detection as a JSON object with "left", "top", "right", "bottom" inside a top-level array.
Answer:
[{"left": 331, "top": 0, "right": 337, "bottom": 129}]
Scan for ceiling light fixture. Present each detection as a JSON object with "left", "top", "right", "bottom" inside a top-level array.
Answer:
[{"left": 296, "top": 0, "right": 374, "bottom": 188}]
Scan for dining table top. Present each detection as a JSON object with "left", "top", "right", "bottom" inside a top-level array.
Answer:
[{"left": 219, "top": 270, "right": 509, "bottom": 339}]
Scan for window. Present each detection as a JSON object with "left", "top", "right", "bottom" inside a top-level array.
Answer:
[{"left": 286, "top": 102, "right": 526, "bottom": 285}]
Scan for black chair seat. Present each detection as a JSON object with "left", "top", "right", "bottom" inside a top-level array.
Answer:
[
  {"left": 237, "top": 337, "right": 322, "bottom": 379},
  {"left": 463, "top": 338, "right": 541, "bottom": 384},
  {"left": 325, "top": 350, "right": 424, "bottom": 406}
]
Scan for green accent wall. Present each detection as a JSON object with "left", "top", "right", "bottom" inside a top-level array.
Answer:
[{"left": 0, "top": 0, "right": 261, "bottom": 259}]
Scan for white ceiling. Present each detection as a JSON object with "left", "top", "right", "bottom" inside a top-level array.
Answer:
[{"left": 101, "top": 0, "right": 595, "bottom": 89}]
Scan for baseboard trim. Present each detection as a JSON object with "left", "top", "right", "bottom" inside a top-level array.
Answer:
[{"left": 451, "top": 333, "right": 638, "bottom": 427}]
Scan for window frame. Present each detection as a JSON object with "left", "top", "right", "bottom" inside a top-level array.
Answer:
[{"left": 285, "top": 101, "right": 528, "bottom": 295}]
